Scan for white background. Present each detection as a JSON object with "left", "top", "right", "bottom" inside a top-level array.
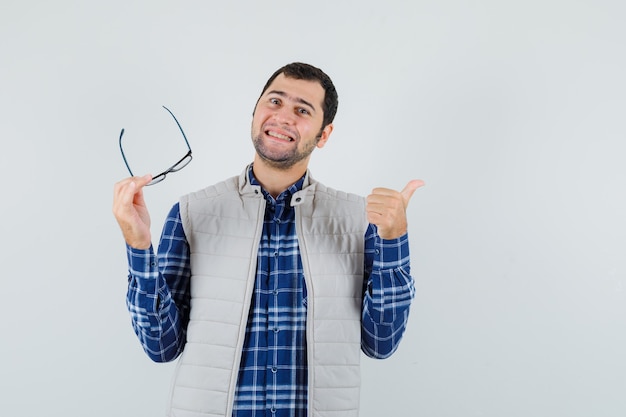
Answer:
[{"left": 1, "top": 1, "right": 625, "bottom": 416}]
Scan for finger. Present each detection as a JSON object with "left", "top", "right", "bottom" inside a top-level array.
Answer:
[
  {"left": 366, "top": 211, "right": 384, "bottom": 225},
  {"left": 114, "top": 174, "right": 152, "bottom": 192},
  {"left": 400, "top": 179, "right": 425, "bottom": 205},
  {"left": 133, "top": 174, "right": 153, "bottom": 187},
  {"left": 369, "top": 187, "right": 397, "bottom": 197},
  {"left": 125, "top": 174, "right": 152, "bottom": 196},
  {"left": 128, "top": 174, "right": 153, "bottom": 198},
  {"left": 113, "top": 175, "right": 152, "bottom": 211},
  {"left": 365, "top": 202, "right": 385, "bottom": 217}
]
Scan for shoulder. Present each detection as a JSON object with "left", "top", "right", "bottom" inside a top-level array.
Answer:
[
  {"left": 303, "top": 177, "right": 367, "bottom": 225},
  {"left": 299, "top": 176, "right": 369, "bottom": 232},
  {"left": 180, "top": 165, "right": 258, "bottom": 205},
  {"left": 180, "top": 175, "right": 240, "bottom": 205},
  {"left": 309, "top": 177, "right": 364, "bottom": 205}
]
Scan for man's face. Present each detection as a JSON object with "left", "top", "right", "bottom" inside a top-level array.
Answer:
[{"left": 251, "top": 73, "right": 332, "bottom": 170}]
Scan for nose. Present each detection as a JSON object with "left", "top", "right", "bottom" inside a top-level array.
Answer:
[{"left": 273, "top": 107, "right": 295, "bottom": 125}]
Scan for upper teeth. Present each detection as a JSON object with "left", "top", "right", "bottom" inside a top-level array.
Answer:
[{"left": 269, "top": 131, "right": 291, "bottom": 141}]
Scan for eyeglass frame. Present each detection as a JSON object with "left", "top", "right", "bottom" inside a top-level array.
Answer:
[{"left": 119, "top": 105, "right": 192, "bottom": 186}]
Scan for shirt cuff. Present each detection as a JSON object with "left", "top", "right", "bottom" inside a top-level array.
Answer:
[
  {"left": 374, "top": 232, "right": 411, "bottom": 270},
  {"left": 126, "top": 244, "right": 158, "bottom": 278}
]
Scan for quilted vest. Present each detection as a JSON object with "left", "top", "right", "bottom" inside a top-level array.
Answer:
[{"left": 168, "top": 167, "right": 368, "bottom": 417}]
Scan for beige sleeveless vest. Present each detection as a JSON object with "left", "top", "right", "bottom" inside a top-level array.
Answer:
[{"left": 168, "top": 166, "right": 368, "bottom": 417}]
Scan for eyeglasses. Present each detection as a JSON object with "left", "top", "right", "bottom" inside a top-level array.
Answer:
[{"left": 119, "top": 106, "right": 192, "bottom": 186}]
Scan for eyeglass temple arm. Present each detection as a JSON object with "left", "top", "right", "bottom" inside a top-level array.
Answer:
[
  {"left": 162, "top": 105, "right": 192, "bottom": 151},
  {"left": 118, "top": 128, "right": 135, "bottom": 176}
]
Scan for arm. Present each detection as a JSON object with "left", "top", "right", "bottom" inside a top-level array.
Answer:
[
  {"left": 361, "top": 179, "right": 424, "bottom": 358},
  {"left": 124, "top": 204, "right": 191, "bottom": 362},
  {"left": 113, "top": 176, "right": 191, "bottom": 362},
  {"left": 361, "top": 225, "right": 414, "bottom": 358}
]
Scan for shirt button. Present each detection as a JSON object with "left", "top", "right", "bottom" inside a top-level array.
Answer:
[
  {"left": 275, "top": 218, "right": 281, "bottom": 224},
  {"left": 273, "top": 327, "right": 279, "bottom": 333},
  {"left": 274, "top": 251, "right": 278, "bottom": 257},
  {"left": 272, "top": 290, "right": 279, "bottom": 295},
  {"left": 271, "top": 366, "right": 277, "bottom": 373},
  {"left": 270, "top": 407, "right": 276, "bottom": 414}
]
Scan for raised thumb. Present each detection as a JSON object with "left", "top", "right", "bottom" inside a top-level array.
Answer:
[{"left": 401, "top": 179, "right": 425, "bottom": 205}]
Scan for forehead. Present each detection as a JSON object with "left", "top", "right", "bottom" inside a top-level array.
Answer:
[{"left": 263, "top": 73, "right": 325, "bottom": 109}]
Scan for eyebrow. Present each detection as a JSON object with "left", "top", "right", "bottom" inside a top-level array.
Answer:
[{"left": 267, "top": 90, "right": 317, "bottom": 113}]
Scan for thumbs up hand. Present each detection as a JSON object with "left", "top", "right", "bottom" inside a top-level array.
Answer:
[{"left": 366, "top": 179, "right": 425, "bottom": 239}]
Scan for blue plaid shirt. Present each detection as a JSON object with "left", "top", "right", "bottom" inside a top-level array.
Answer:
[{"left": 126, "top": 170, "right": 415, "bottom": 417}]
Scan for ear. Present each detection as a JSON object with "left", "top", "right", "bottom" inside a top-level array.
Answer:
[{"left": 316, "top": 123, "right": 333, "bottom": 149}]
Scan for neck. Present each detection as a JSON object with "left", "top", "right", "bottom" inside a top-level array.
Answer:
[{"left": 252, "top": 155, "right": 308, "bottom": 198}]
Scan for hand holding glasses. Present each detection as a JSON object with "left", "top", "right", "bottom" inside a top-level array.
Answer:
[{"left": 119, "top": 106, "right": 192, "bottom": 186}]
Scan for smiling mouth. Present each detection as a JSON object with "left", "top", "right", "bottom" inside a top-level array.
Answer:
[{"left": 266, "top": 130, "right": 294, "bottom": 142}]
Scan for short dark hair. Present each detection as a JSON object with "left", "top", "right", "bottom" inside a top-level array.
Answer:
[{"left": 257, "top": 62, "right": 339, "bottom": 129}]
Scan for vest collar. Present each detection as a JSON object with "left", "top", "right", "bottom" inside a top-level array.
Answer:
[
  {"left": 292, "top": 172, "right": 318, "bottom": 207},
  {"left": 237, "top": 163, "right": 318, "bottom": 206},
  {"left": 238, "top": 164, "right": 263, "bottom": 196}
]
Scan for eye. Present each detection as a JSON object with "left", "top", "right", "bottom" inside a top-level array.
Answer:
[
  {"left": 297, "top": 107, "right": 310, "bottom": 116},
  {"left": 269, "top": 98, "right": 280, "bottom": 106}
]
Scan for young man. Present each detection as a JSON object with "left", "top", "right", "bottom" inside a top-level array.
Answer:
[{"left": 113, "top": 62, "right": 424, "bottom": 417}]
